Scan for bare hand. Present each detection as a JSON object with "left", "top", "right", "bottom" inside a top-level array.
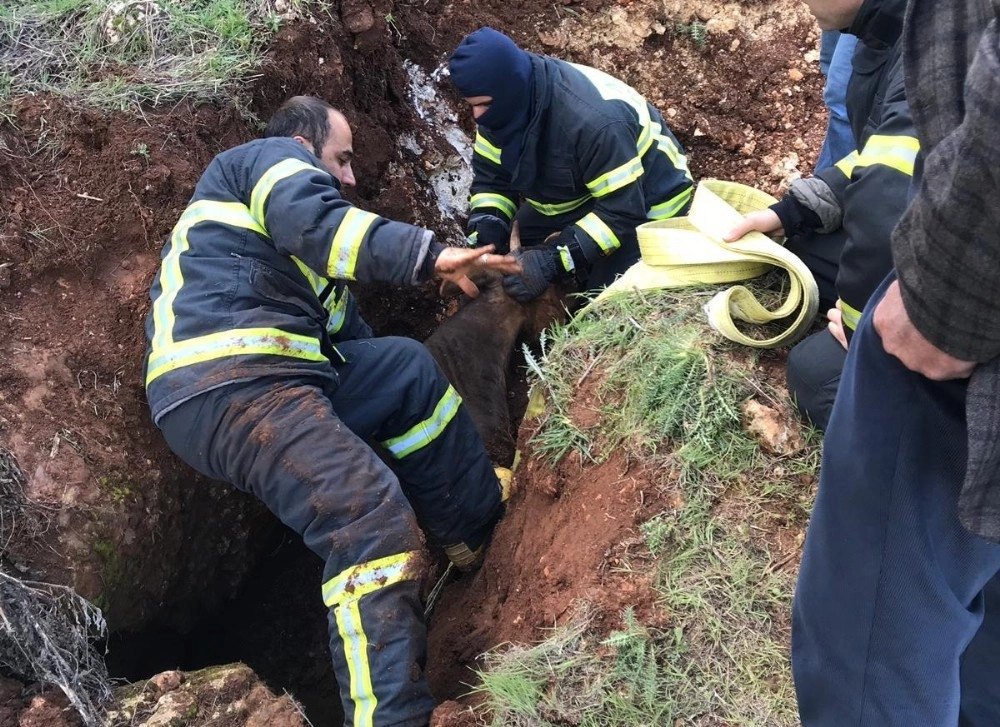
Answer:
[
  {"left": 723, "top": 209, "right": 784, "bottom": 243},
  {"left": 827, "top": 302, "right": 848, "bottom": 350},
  {"left": 873, "top": 280, "right": 975, "bottom": 380},
  {"left": 434, "top": 245, "right": 523, "bottom": 298}
]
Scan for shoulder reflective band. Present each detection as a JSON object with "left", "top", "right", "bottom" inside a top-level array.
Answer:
[
  {"left": 327, "top": 207, "right": 379, "bottom": 280},
  {"left": 576, "top": 212, "right": 620, "bottom": 255},
  {"left": 525, "top": 195, "right": 590, "bottom": 216},
  {"left": 250, "top": 158, "right": 320, "bottom": 227},
  {"left": 381, "top": 384, "right": 462, "bottom": 458},
  {"left": 474, "top": 132, "right": 502, "bottom": 165},
  {"left": 146, "top": 328, "right": 325, "bottom": 384},
  {"left": 470, "top": 192, "right": 517, "bottom": 220},
  {"left": 151, "top": 200, "right": 268, "bottom": 352}
]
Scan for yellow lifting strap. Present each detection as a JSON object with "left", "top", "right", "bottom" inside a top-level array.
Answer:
[{"left": 587, "top": 180, "right": 820, "bottom": 349}]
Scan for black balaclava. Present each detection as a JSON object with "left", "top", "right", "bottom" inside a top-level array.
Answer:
[{"left": 449, "top": 27, "right": 534, "bottom": 172}]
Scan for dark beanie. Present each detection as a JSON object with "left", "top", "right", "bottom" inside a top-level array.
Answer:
[{"left": 448, "top": 27, "right": 533, "bottom": 153}]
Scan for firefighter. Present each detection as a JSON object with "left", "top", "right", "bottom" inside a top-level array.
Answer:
[
  {"left": 143, "top": 96, "right": 521, "bottom": 726},
  {"left": 448, "top": 27, "right": 694, "bottom": 303},
  {"left": 725, "top": 0, "right": 913, "bottom": 430}
]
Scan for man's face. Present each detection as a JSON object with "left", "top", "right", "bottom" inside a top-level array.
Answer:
[
  {"left": 803, "top": 0, "right": 862, "bottom": 30},
  {"left": 317, "top": 110, "right": 356, "bottom": 188},
  {"left": 464, "top": 95, "right": 493, "bottom": 121}
]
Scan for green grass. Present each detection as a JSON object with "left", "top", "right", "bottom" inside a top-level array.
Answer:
[
  {"left": 477, "top": 287, "right": 820, "bottom": 725},
  {"left": 0, "top": 0, "right": 306, "bottom": 114}
]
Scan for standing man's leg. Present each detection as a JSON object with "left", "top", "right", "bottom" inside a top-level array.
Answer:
[
  {"left": 792, "top": 274, "right": 1000, "bottom": 726},
  {"left": 959, "top": 575, "right": 1000, "bottom": 726},
  {"left": 815, "top": 33, "right": 859, "bottom": 173},
  {"left": 158, "top": 377, "right": 435, "bottom": 726}
]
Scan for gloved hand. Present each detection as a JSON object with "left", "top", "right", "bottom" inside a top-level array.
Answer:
[
  {"left": 466, "top": 213, "right": 511, "bottom": 252},
  {"left": 502, "top": 246, "right": 561, "bottom": 303}
]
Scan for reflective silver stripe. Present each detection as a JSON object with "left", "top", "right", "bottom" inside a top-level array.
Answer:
[
  {"left": 146, "top": 328, "right": 325, "bottom": 384},
  {"left": 835, "top": 150, "right": 861, "bottom": 178},
  {"left": 474, "top": 132, "right": 502, "bottom": 165},
  {"left": 322, "top": 551, "right": 417, "bottom": 606},
  {"left": 151, "top": 200, "right": 267, "bottom": 352},
  {"left": 557, "top": 245, "right": 575, "bottom": 274},
  {"left": 840, "top": 299, "right": 863, "bottom": 331},
  {"left": 381, "top": 385, "right": 462, "bottom": 458},
  {"left": 327, "top": 207, "right": 379, "bottom": 280},
  {"left": 586, "top": 155, "right": 644, "bottom": 198},
  {"left": 470, "top": 192, "right": 517, "bottom": 219},
  {"left": 525, "top": 196, "right": 590, "bottom": 216},
  {"left": 576, "top": 212, "right": 620, "bottom": 254},
  {"left": 647, "top": 186, "right": 693, "bottom": 220},
  {"left": 250, "top": 158, "right": 319, "bottom": 226},
  {"left": 855, "top": 135, "right": 919, "bottom": 176}
]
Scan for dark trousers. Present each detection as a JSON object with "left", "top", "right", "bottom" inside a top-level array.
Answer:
[
  {"left": 792, "top": 275, "right": 1000, "bottom": 726},
  {"left": 786, "top": 328, "right": 847, "bottom": 431},
  {"left": 158, "top": 336, "right": 502, "bottom": 727}
]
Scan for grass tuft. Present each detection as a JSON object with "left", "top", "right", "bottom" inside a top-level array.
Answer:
[
  {"left": 0, "top": 0, "right": 306, "bottom": 115},
  {"left": 479, "top": 287, "right": 820, "bottom": 725}
]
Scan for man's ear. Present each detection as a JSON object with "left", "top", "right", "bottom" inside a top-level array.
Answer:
[{"left": 291, "top": 135, "right": 314, "bottom": 155}]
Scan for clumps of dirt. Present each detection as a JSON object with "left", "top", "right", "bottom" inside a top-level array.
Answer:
[
  {"left": 107, "top": 664, "right": 306, "bottom": 727},
  {"left": 425, "top": 375, "right": 674, "bottom": 698}
]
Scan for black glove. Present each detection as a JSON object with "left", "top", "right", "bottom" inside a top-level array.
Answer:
[
  {"left": 502, "top": 246, "right": 561, "bottom": 303},
  {"left": 466, "top": 213, "right": 511, "bottom": 252}
]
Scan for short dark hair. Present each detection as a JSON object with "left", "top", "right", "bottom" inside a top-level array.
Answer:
[{"left": 264, "top": 96, "right": 335, "bottom": 151}]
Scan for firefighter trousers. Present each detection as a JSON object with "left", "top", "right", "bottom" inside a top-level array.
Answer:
[{"left": 157, "top": 336, "right": 503, "bottom": 727}]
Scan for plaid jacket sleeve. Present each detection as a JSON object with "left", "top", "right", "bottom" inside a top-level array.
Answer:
[{"left": 892, "top": 9, "right": 1000, "bottom": 362}]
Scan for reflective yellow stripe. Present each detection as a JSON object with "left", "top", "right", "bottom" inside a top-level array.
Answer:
[
  {"left": 146, "top": 328, "right": 325, "bottom": 384},
  {"left": 322, "top": 552, "right": 420, "bottom": 727},
  {"left": 381, "top": 385, "right": 462, "bottom": 458},
  {"left": 586, "top": 155, "right": 644, "bottom": 198},
  {"left": 840, "top": 299, "right": 863, "bottom": 331},
  {"left": 328, "top": 208, "right": 379, "bottom": 280},
  {"left": 855, "top": 134, "right": 919, "bottom": 176},
  {"left": 249, "top": 158, "right": 318, "bottom": 226},
  {"left": 655, "top": 132, "right": 693, "bottom": 181},
  {"left": 835, "top": 150, "right": 861, "bottom": 178},
  {"left": 474, "top": 132, "right": 502, "bottom": 165},
  {"left": 322, "top": 551, "right": 418, "bottom": 606},
  {"left": 292, "top": 256, "right": 325, "bottom": 292},
  {"left": 152, "top": 200, "right": 267, "bottom": 351},
  {"left": 337, "top": 600, "right": 376, "bottom": 727},
  {"left": 576, "top": 212, "right": 620, "bottom": 255},
  {"left": 326, "top": 287, "right": 349, "bottom": 334},
  {"left": 647, "top": 186, "right": 693, "bottom": 220},
  {"left": 470, "top": 192, "right": 517, "bottom": 220},
  {"left": 636, "top": 121, "right": 655, "bottom": 156},
  {"left": 557, "top": 245, "right": 575, "bottom": 274},
  {"left": 525, "top": 196, "right": 590, "bottom": 216}
]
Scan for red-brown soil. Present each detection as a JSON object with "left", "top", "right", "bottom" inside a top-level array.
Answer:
[{"left": 0, "top": 0, "right": 824, "bottom": 723}]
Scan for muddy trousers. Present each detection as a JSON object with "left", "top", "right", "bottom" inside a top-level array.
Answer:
[
  {"left": 792, "top": 276, "right": 1000, "bottom": 726},
  {"left": 157, "top": 336, "right": 503, "bottom": 727}
]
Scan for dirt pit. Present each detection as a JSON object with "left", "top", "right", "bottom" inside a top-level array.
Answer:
[{"left": 0, "top": 0, "right": 824, "bottom": 723}]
